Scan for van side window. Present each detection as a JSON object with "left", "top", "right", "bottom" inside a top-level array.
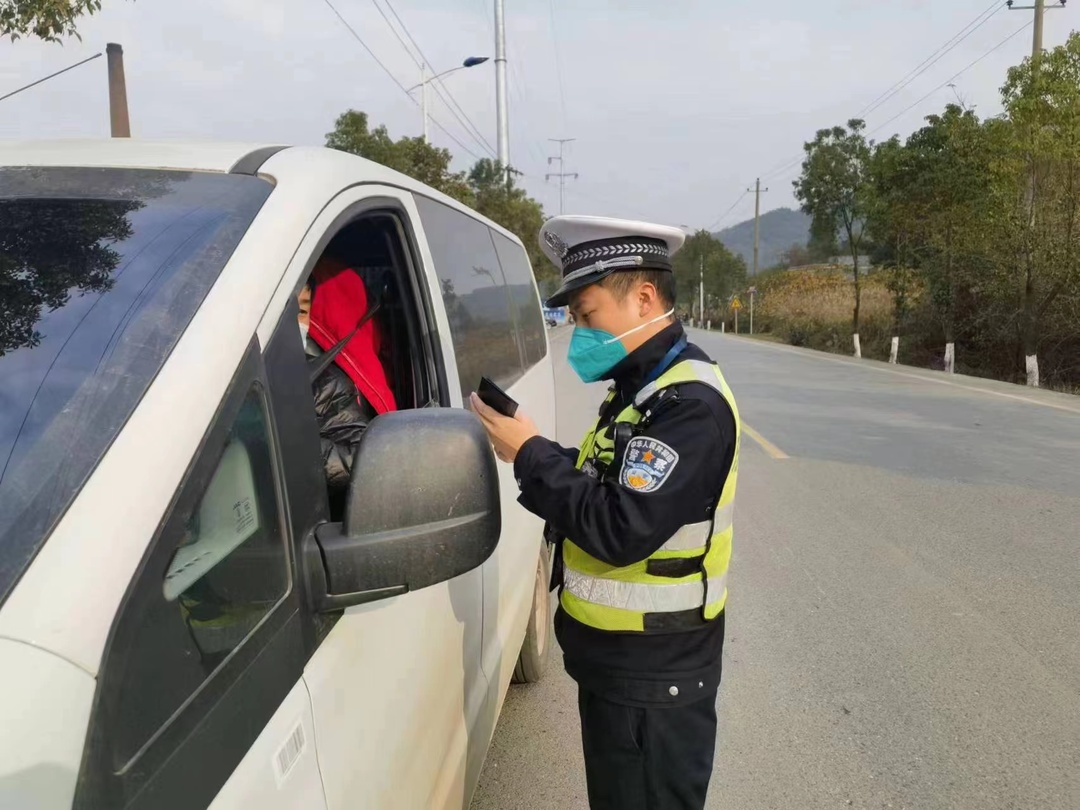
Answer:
[
  {"left": 102, "top": 382, "right": 289, "bottom": 771},
  {"left": 490, "top": 230, "right": 547, "bottom": 368},
  {"left": 414, "top": 196, "right": 522, "bottom": 399}
]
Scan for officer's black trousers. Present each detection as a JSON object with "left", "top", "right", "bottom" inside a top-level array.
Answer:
[{"left": 577, "top": 687, "right": 718, "bottom": 810}]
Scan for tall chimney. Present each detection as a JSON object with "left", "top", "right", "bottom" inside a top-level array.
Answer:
[{"left": 106, "top": 43, "right": 130, "bottom": 137}]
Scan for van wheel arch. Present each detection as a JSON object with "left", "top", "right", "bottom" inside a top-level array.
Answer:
[{"left": 511, "top": 547, "right": 552, "bottom": 684}]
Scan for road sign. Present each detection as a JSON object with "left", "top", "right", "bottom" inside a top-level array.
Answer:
[{"left": 730, "top": 297, "right": 743, "bottom": 311}]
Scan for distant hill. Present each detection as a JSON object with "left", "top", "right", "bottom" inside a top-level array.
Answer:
[{"left": 714, "top": 207, "right": 812, "bottom": 271}]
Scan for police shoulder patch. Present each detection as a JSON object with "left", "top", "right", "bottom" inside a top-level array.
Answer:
[{"left": 619, "top": 437, "right": 680, "bottom": 493}]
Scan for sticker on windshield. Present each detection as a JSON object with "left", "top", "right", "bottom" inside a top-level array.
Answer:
[{"left": 620, "top": 437, "right": 679, "bottom": 493}]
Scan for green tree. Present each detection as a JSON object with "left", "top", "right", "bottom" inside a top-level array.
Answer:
[
  {"left": 994, "top": 32, "right": 1080, "bottom": 387},
  {"left": 866, "top": 135, "right": 919, "bottom": 360},
  {"left": 672, "top": 230, "right": 747, "bottom": 322},
  {"left": 325, "top": 110, "right": 472, "bottom": 203},
  {"left": 906, "top": 105, "right": 995, "bottom": 372},
  {"left": 326, "top": 111, "right": 556, "bottom": 289},
  {"left": 466, "top": 159, "right": 550, "bottom": 286},
  {"left": 1, "top": 0, "right": 110, "bottom": 41},
  {"left": 794, "top": 119, "right": 874, "bottom": 356}
]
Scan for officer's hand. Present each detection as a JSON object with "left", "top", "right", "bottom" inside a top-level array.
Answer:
[{"left": 469, "top": 392, "right": 540, "bottom": 463}]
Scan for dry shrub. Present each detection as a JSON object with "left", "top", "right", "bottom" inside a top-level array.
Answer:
[{"left": 756, "top": 268, "right": 895, "bottom": 358}]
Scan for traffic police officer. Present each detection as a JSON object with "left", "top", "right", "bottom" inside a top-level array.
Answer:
[{"left": 470, "top": 215, "right": 740, "bottom": 810}]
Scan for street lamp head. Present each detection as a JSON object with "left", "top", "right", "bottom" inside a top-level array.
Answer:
[{"left": 463, "top": 56, "right": 490, "bottom": 68}]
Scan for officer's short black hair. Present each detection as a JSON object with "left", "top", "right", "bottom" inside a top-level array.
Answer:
[{"left": 600, "top": 270, "right": 676, "bottom": 310}]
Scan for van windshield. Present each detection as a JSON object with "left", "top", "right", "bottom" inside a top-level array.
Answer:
[{"left": 0, "top": 167, "right": 273, "bottom": 605}]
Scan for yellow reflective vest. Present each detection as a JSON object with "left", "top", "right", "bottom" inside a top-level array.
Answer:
[{"left": 560, "top": 359, "right": 741, "bottom": 633}]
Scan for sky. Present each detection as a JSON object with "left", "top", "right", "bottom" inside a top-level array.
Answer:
[{"left": 1, "top": 0, "right": 1074, "bottom": 232}]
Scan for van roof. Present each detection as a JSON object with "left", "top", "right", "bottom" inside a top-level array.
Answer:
[
  {"left": 0, "top": 139, "right": 284, "bottom": 173},
  {"left": 0, "top": 139, "right": 528, "bottom": 248}
]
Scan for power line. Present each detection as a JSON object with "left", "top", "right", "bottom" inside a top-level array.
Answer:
[
  {"left": 500, "top": 16, "right": 542, "bottom": 155},
  {"left": 529, "top": 174, "right": 658, "bottom": 221},
  {"left": 523, "top": 133, "right": 548, "bottom": 171},
  {"left": 869, "top": 18, "right": 1034, "bottom": 136},
  {"left": 0, "top": 52, "right": 102, "bottom": 104},
  {"left": 500, "top": 11, "right": 550, "bottom": 173},
  {"left": 760, "top": 154, "right": 806, "bottom": 185},
  {"left": 547, "top": 0, "right": 569, "bottom": 131},
  {"left": 753, "top": 2, "right": 1010, "bottom": 186},
  {"left": 475, "top": 0, "right": 547, "bottom": 171},
  {"left": 751, "top": 8, "right": 1028, "bottom": 192},
  {"left": 319, "top": 0, "right": 485, "bottom": 161},
  {"left": 757, "top": 22, "right": 1031, "bottom": 187},
  {"left": 712, "top": 6, "right": 1031, "bottom": 233},
  {"left": 512, "top": 165, "right": 648, "bottom": 218},
  {"left": 546, "top": 138, "right": 578, "bottom": 215},
  {"left": 378, "top": 0, "right": 498, "bottom": 158},
  {"left": 382, "top": 0, "right": 497, "bottom": 156},
  {"left": 321, "top": 0, "right": 410, "bottom": 96},
  {"left": 368, "top": 0, "right": 422, "bottom": 64},
  {"left": 857, "top": 0, "right": 1002, "bottom": 115},
  {"left": 859, "top": 0, "right": 1005, "bottom": 118},
  {"left": 706, "top": 191, "right": 751, "bottom": 232}
]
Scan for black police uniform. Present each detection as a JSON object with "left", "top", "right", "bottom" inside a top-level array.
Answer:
[{"left": 513, "top": 320, "right": 737, "bottom": 810}]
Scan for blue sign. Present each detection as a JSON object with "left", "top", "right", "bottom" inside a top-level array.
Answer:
[{"left": 543, "top": 307, "right": 568, "bottom": 325}]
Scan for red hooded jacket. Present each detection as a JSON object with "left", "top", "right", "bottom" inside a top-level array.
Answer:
[{"left": 308, "top": 257, "right": 397, "bottom": 415}]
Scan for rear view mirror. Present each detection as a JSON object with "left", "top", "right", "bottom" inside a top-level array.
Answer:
[{"left": 306, "top": 408, "right": 501, "bottom": 611}]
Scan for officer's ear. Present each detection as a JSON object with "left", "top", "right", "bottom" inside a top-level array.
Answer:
[{"left": 635, "top": 279, "right": 661, "bottom": 318}]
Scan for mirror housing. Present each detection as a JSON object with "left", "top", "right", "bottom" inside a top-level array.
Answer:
[{"left": 306, "top": 408, "right": 501, "bottom": 612}]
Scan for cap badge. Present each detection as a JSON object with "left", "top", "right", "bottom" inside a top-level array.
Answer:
[{"left": 543, "top": 230, "right": 570, "bottom": 260}]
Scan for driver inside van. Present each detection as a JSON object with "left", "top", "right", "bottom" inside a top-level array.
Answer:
[{"left": 298, "top": 254, "right": 397, "bottom": 515}]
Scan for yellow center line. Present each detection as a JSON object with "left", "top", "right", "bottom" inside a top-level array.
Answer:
[{"left": 743, "top": 422, "right": 789, "bottom": 460}]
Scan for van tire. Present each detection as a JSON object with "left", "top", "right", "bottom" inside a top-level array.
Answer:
[{"left": 511, "top": 548, "right": 552, "bottom": 684}]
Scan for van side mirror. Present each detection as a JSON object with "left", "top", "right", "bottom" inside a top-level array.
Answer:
[{"left": 306, "top": 408, "right": 501, "bottom": 612}]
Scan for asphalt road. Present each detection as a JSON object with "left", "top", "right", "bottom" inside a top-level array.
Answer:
[{"left": 471, "top": 327, "right": 1080, "bottom": 810}]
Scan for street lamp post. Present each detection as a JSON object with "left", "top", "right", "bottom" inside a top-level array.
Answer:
[
  {"left": 408, "top": 56, "right": 489, "bottom": 143},
  {"left": 495, "top": 0, "right": 509, "bottom": 183}
]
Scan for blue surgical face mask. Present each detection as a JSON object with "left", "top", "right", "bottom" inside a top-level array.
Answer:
[{"left": 567, "top": 308, "right": 675, "bottom": 383}]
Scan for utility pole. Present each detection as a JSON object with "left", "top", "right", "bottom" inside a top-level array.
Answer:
[
  {"left": 420, "top": 62, "right": 429, "bottom": 143},
  {"left": 746, "top": 177, "right": 769, "bottom": 276},
  {"left": 106, "top": 43, "right": 130, "bottom": 137},
  {"left": 1007, "top": 0, "right": 1066, "bottom": 385},
  {"left": 494, "top": 0, "right": 510, "bottom": 185},
  {"left": 1033, "top": 0, "right": 1046, "bottom": 60},
  {"left": 748, "top": 286, "right": 757, "bottom": 335},
  {"left": 546, "top": 138, "right": 578, "bottom": 215},
  {"left": 698, "top": 256, "right": 705, "bottom": 326},
  {"left": 1007, "top": 0, "right": 1065, "bottom": 61}
]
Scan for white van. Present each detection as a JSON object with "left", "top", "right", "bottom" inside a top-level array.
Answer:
[{"left": 0, "top": 141, "right": 556, "bottom": 810}]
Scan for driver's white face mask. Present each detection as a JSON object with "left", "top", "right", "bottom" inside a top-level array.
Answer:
[{"left": 299, "top": 321, "right": 309, "bottom": 347}]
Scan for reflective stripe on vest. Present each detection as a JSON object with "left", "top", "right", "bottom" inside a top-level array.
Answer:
[
  {"left": 658, "top": 500, "right": 734, "bottom": 552},
  {"left": 564, "top": 569, "right": 728, "bottom": 613},
  {"left": 634, "top": 359, "right": 725, "bottom": 409},
  {"left": 560, "top": 357, "right": 741, "bottom": 633}
]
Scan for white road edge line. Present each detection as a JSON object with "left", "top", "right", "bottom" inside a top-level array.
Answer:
[{"left": 710, "top": 332, "right": 1080, "bottom": 417}]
